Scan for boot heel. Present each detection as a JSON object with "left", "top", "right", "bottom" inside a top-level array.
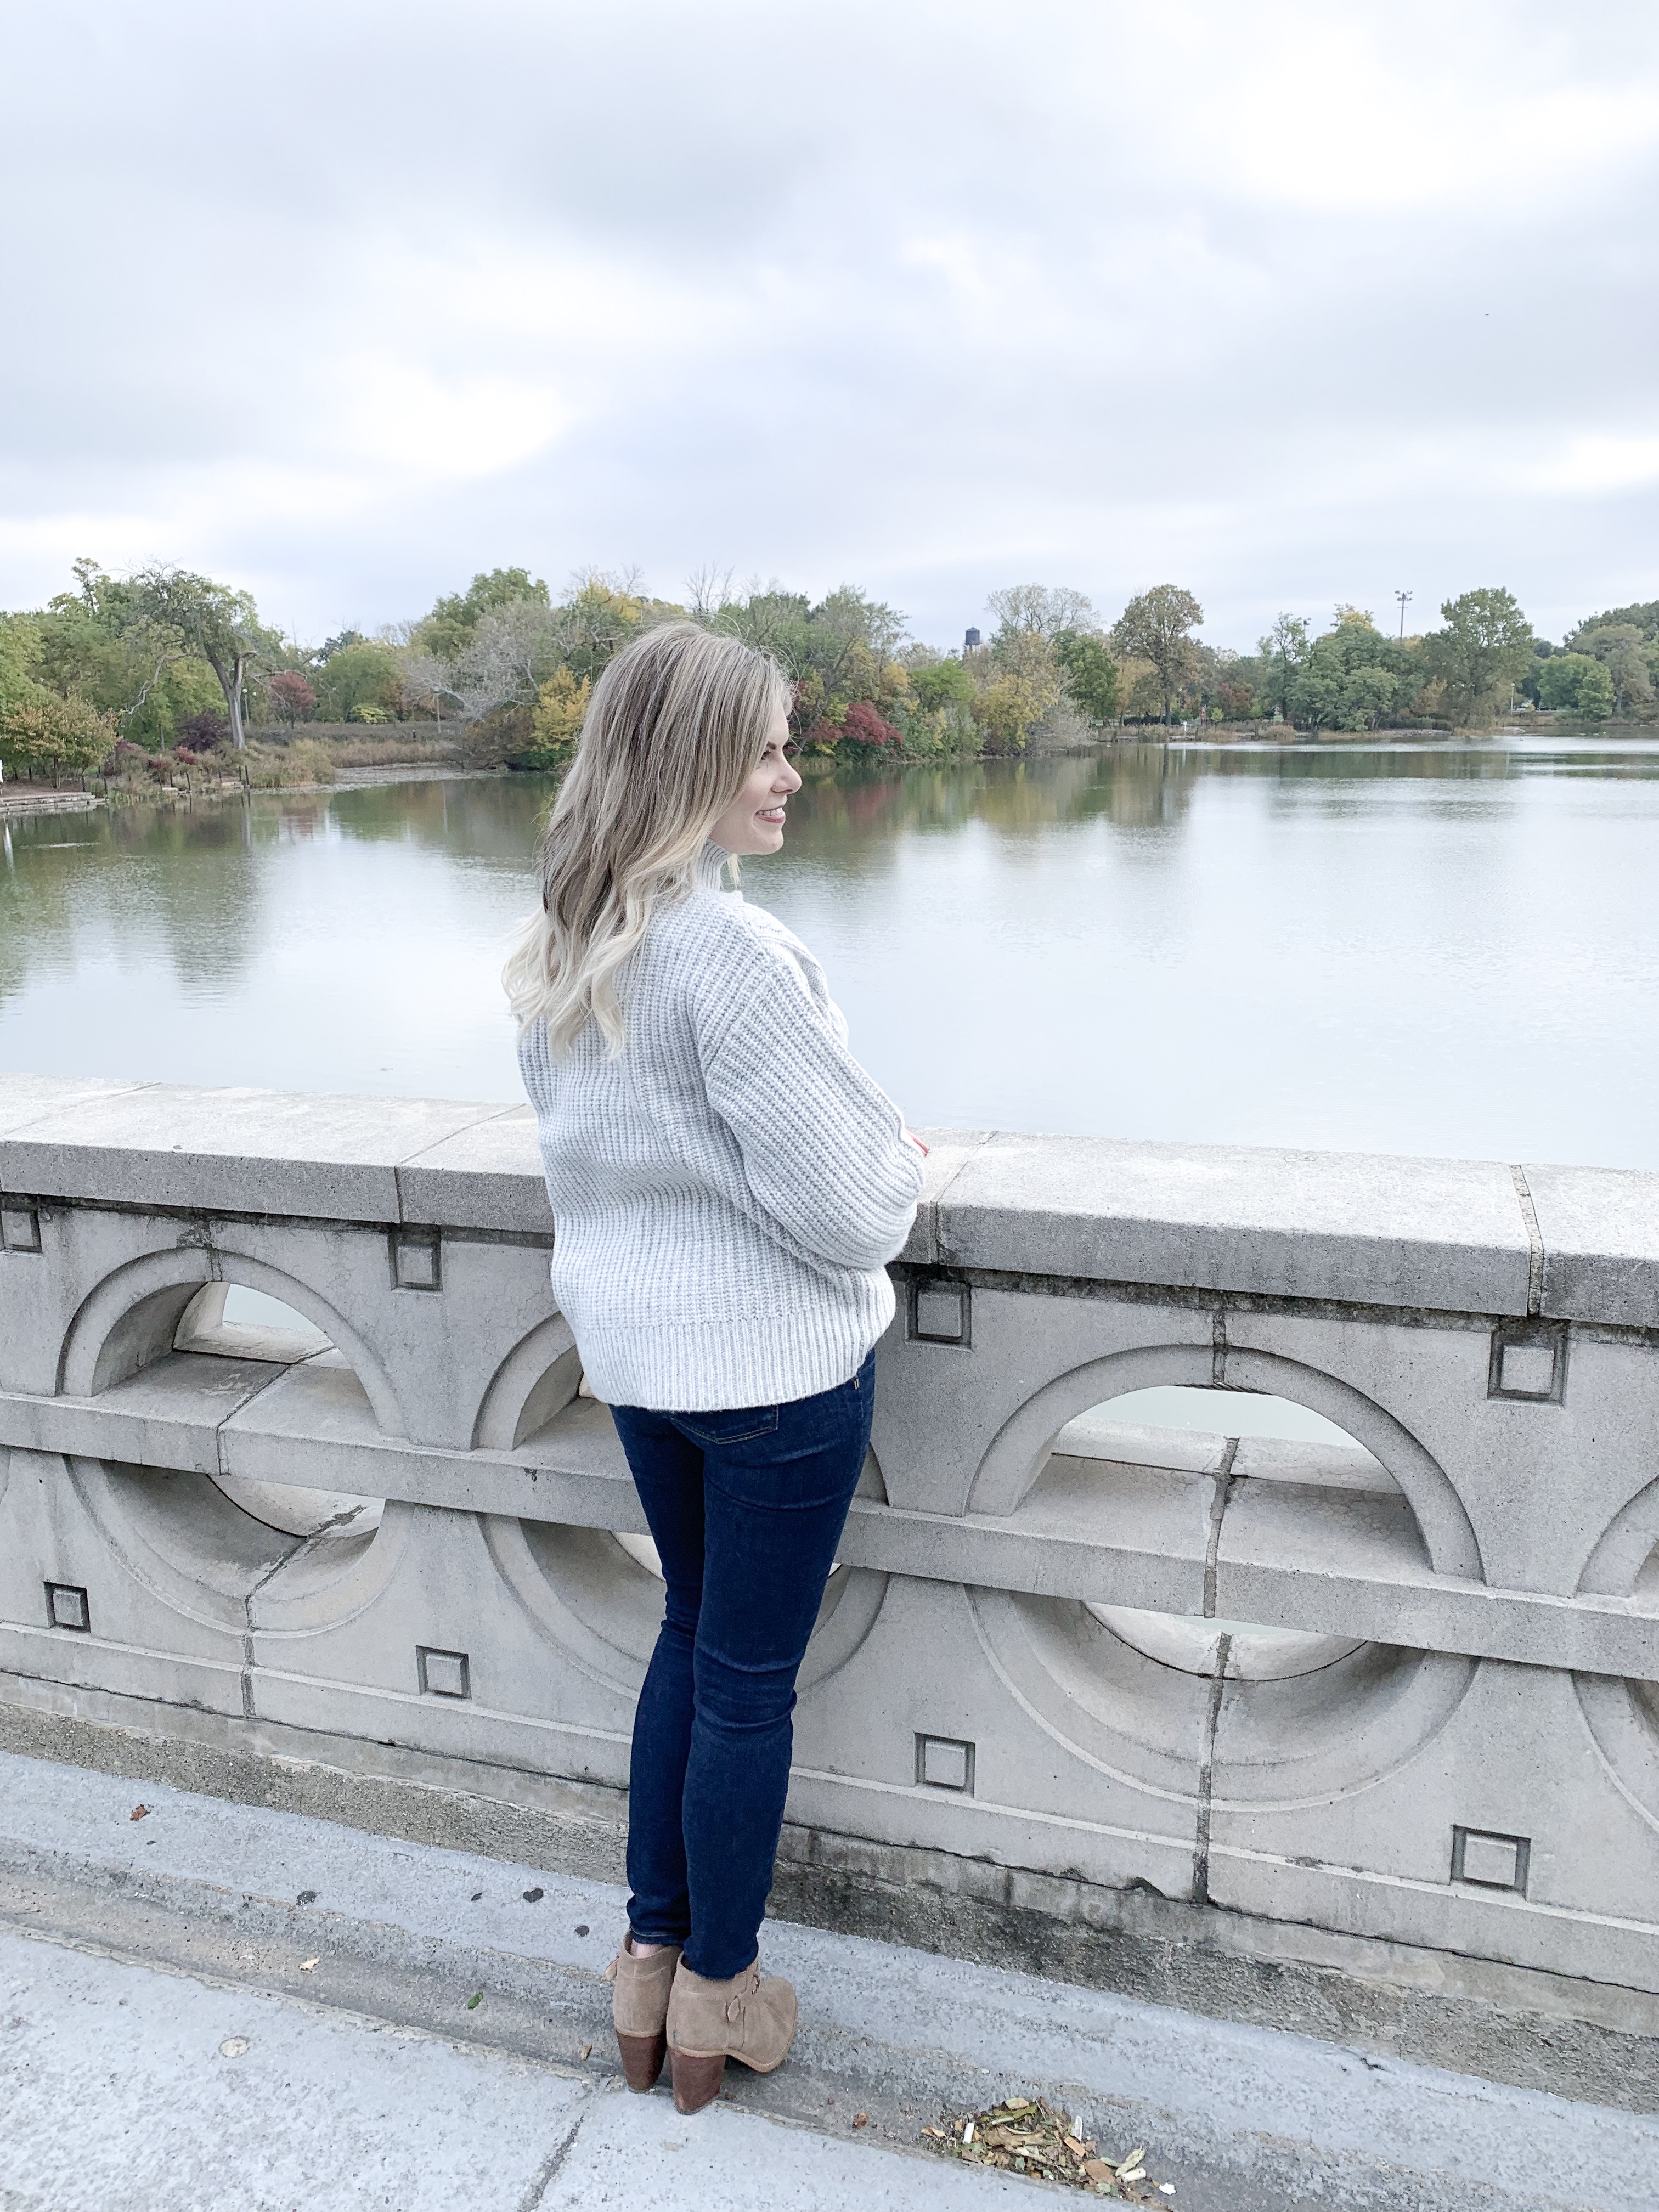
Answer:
[
  {"left": 668, "top": 2045, "right": 726, "bottom": 2114},
  {"left": 615, "top": 2027, "right": 666, "bottom": 2092}
]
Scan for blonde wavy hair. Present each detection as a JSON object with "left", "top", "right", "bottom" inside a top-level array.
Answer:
[{"left": 503, "top": 622, "right": 791, "bottom": 1054}]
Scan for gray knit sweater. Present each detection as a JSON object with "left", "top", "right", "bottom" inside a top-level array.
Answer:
[{"left": 518, "top": 844, "right": 924, "bottom": 1410}]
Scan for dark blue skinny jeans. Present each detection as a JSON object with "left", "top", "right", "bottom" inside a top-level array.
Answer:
[{"left": 608, "top": 1349, "right": 874, "bottom": 1981}]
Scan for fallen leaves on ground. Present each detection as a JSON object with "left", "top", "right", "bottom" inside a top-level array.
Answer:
[
  {"left": 922, "top": 2098, "right": 1172, "bottom": 2198},
  {"left": 129, "top": 1805, "right": 149, "bottom": 1822}
]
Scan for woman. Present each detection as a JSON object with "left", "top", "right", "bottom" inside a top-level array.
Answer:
[{"left": 506, "top": 623, "right": 924, "bottom": 2114}]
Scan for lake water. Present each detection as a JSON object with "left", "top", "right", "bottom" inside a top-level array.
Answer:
[{"left": 4, "top": 737, "right": 1659, "bottom": 1172}]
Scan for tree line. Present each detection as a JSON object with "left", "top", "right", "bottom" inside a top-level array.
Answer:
[{"left": 3, "top": 557, "right": 1655, "bottom": 783}]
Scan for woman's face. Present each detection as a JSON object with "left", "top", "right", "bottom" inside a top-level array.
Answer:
[{"left": 708, "top": 705, "right": 802, "bottom": 856}]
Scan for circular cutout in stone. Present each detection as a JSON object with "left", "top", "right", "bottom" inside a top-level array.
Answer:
[
  {"left": 174, "top": 1283, "right": 383, "bottom": 1538},
  {"left": 1087, "top": 1604, "right": 1365, "bottom": 1681},
  {"left": 1575, "top": 1537, "right": 1659, "bottom": 1827},
  {"left": 969, "top": 1381, "right": 1470, "bottom": 1804}
]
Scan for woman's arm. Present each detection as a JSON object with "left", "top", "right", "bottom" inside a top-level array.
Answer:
[{"left": 701, "top": 960, "right": 924, "bottom": 1273}]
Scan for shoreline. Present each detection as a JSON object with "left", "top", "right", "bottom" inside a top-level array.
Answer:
[{"left": 7, "top": 721, "right": 1655, "bottom": 822}]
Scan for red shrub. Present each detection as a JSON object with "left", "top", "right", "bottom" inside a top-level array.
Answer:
[
  {"left": 839, "top": 701, "right": 900, "bottom": 747},
  {"left": 177, "top": 708, "right": 229, "bottom": 751},
  {"left": 268, "top": 672, "right": 317, "bottom": 723}
]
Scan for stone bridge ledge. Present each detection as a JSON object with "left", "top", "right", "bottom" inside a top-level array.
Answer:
[{"left": 4, "top": 1072, "right": 1659, "bottom": 2098}]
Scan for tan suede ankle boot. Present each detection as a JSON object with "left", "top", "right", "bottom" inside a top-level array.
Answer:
[
  {"left": 604, "top": 1933, "right": 682, "bottom": 2091},
  {"left": 665, "top": 1959, "right": 798, "bottom": 2113}
]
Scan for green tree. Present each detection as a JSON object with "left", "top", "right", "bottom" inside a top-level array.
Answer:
[
  {"left": 1567, "top": 599, "right": 1659, "bottom": 645},
  {"left": 0, "top": 689, "right": 112, "bottom": 780},
  {"left": 417, "top": 567, "right": 550, "bottom": 660},
  {"left": 1571, "top": 659, "right": 1616, "bottom": 721},
  {"left": 127, "top": 566, "right": 281, "bottom": 749},
  {"left": 0, "top": 613, "right": 43, "bottom": 720},
  {"left": 910, "top": 659, "right": 975, "bottom": 713},
  {"left": 707, "top": 583, "right": 907, "bottom": 752},
  {"left": 1053, "top": 630, "right": 1121, "bottom": 727},
  {"left": 1420, "top": 587, "right": 1533, "bottom": 727},
  {"left": 0, "top": 599, "right": 128, "bottom": 776},
  {"left": 711, "top": 587, "right": 810, "bottom": 660},
  {"left": 1565, "top": 623, "right": 1654, "bottom": 718},
  {"left": 1537, "top": 653, "right": 1615, "bottom": 719},
  {"left": 28, "top": 561, "right": 198, "bottom": 741},
  {"left": 792, "top": 587, "right": 906, "bottom": 708},
  {"left": 123, "top": 662, "right": 223, "bottom": 749},
  {"left": 1283, "top": 611, "right": 1411, "bottom": 732},
  {"left": 1110, "top": 586, "right": 1204, "bottom": 723},
  {"left": 314, "top": 639, "right": 402, "bottom": 723},
  {"left": 1256, "top": 613, "right": 1310, "bottom": 721}
]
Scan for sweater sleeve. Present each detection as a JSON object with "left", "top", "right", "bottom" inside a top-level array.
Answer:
[{"left": 699, "top": 953, "right": 924, "bottom": 1273}]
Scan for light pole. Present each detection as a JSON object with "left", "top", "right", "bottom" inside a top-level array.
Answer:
[{"left": 1395, "top": 589, "right": 1413, "bottom": 640}]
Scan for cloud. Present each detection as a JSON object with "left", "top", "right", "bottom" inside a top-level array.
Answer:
[
  {"left": 1523, "top": 435, "right": 1659, "bottom": 497},
  {"left": 337, "top": 363, "right": 573, "bottom": 481},
  {"left": 1, "top": 0, "right": 1657, "bottom": 648}
]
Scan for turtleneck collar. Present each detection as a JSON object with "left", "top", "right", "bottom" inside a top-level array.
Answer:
[{"left": 697, "top": 840, "right": 737, "bottom": 894}]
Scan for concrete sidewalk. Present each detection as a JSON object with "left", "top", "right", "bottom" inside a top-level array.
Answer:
[
  {"left": 1, "top": 1748, "right": 1655, "bottom": 2212},
  {"left": 0, "top": 1928, "right": 1037, "bottom": 2212}
]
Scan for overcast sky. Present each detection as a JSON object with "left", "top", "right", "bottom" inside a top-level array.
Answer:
[{"left": 3, "top": 0, "right": 1657, "bottom": 652}]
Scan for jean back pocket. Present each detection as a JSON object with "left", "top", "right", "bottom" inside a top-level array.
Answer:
[{"left": 674, "top": 1404, "right": 780, "bottom": 1447}]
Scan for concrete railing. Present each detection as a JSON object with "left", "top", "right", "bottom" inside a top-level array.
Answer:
[{"left": 4, "top": 1073, "right": 1659, "bottom": 2069}]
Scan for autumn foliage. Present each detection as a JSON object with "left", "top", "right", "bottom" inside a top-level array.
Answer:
[{"left": 838, "top": 701, "right": 901, "bottom": 747}]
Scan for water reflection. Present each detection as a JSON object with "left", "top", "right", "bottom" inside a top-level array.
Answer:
[
  {"left": 1, "top": 798, "right": 268, "bottom": 1008},
  {"left": 329, "top": 776, "right": 558, "bottom": 860},
  {"left": 4, "top": 742, "right": 1659, "bottom": 1168},
  {"left": 786, "top": 748, "right": 1200, "bottom": 843},
  {"left": 782, "top": 739, "right": 1533, "bottom": 856}
]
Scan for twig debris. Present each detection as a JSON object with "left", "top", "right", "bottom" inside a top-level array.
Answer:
[{"left": 922, "top": 2097, "right": 1173, "bottom": 2198}]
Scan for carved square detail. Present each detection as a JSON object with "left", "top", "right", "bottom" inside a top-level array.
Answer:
[
  {"left": 1452, "top": 1825, "right": 1530, "bottom": 1894},
  {"left": 1, "top": 1202, "right": 41, "bottom": 1254},
  {"left": 1488, "top": 1321, "right": 1566, "bottom": 1404},
  {"left": 417, "top": 1646, "right": 470, "bottom": 1699},
  {"left": 392, "top": 1231, "right": 442, "bottom": 1293},
  {"left": 46, "top": 1582, "right": 91, "bottom": 1633},
  {"left": 911, "top": 1279, "right": 970, "bottom": 1346},
  {"left": 916, "top": 1734, "right": 975, "bottom": 1793}
]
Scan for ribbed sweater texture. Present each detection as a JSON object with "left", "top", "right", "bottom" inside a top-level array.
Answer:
[{"left": 518, "top": 844, "right": 924, "bottom": 1411}]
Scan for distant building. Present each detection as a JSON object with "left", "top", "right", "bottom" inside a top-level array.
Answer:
[{"left": 964, "top": 627, "right": 981, "bottom": 650}]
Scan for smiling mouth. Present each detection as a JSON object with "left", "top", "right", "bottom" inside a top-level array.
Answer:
[{"left": 758, "top": 806, "right": 787, "bottom": 823}]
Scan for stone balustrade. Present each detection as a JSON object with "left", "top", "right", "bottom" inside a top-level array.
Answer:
[{"left": 4, "top": 1072, "right": 1659, "bottom": 2073}]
